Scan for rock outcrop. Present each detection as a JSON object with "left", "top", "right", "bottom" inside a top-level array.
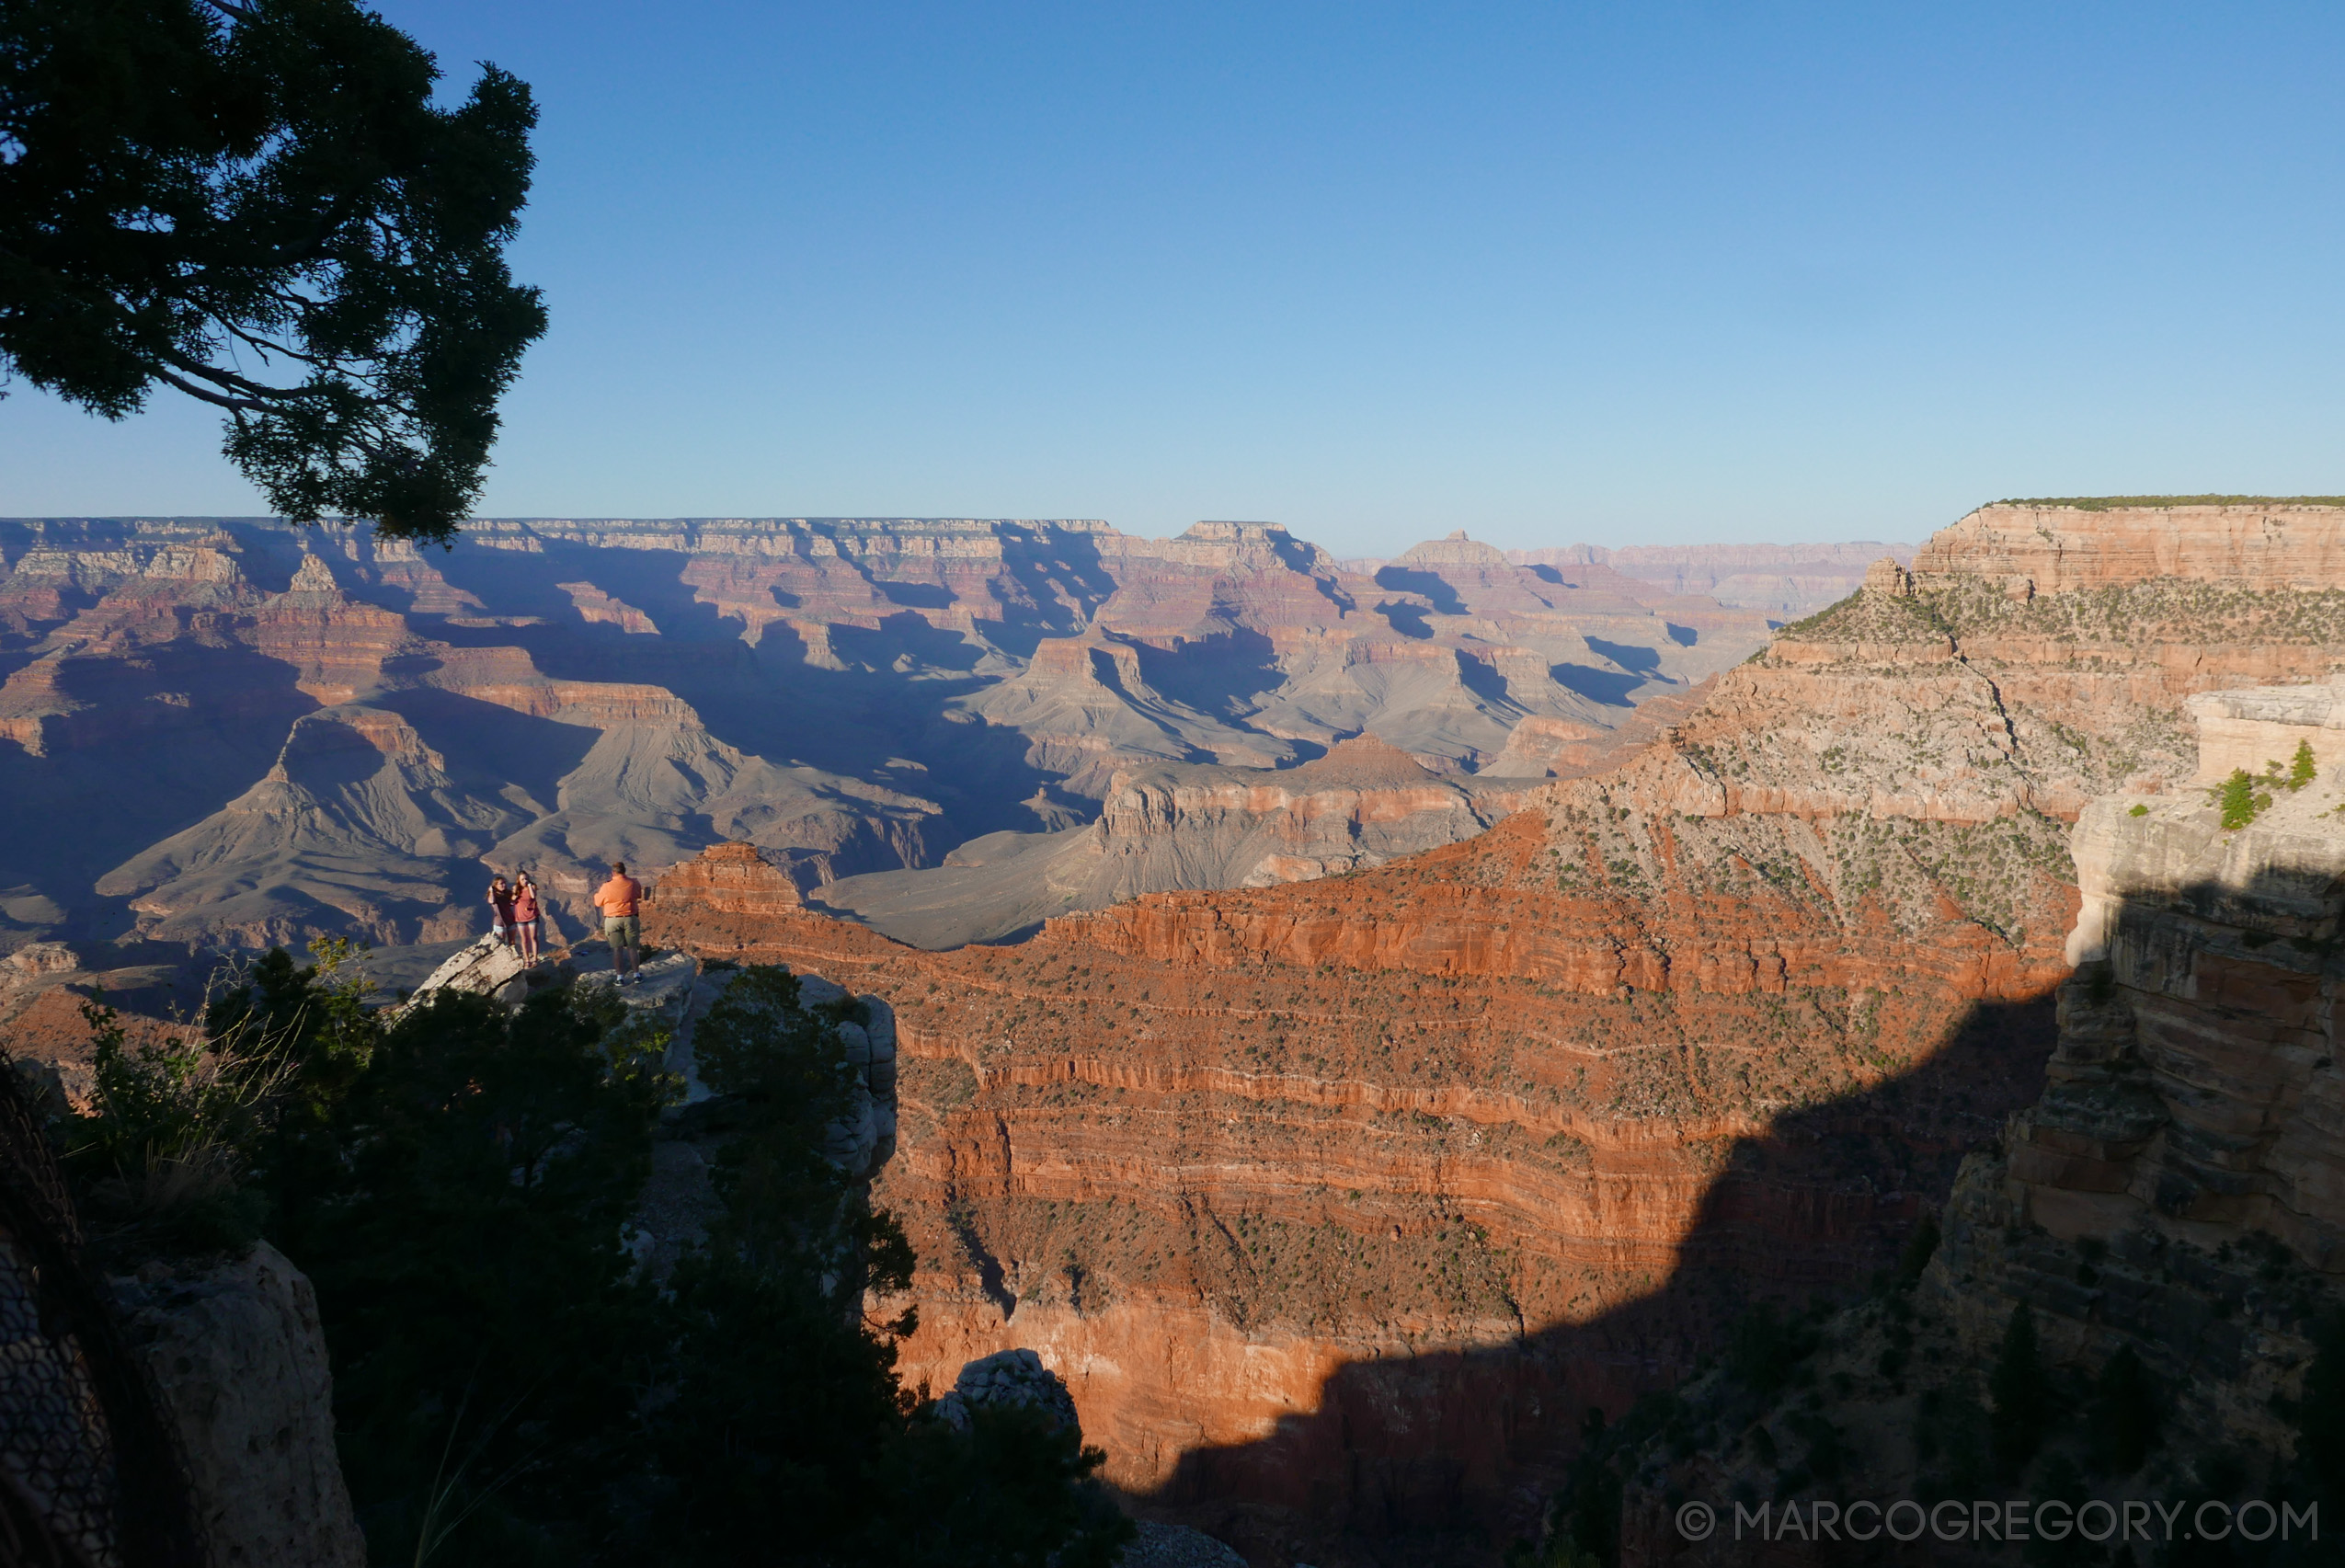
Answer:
[
  {"left": 117, "top": 1242, "right": 367, "bottom": 1568},
  {"left": 933, "top": 1346, "right": 1081, "bottom": 1433},
  {"left": 2026, "top": 715, "right": 2345, "bottom": 1265},
  {"left": 1913, "top": 499, "right": 2345, "bottom": 592},
  {"left": 0, "top": 943, "right": 201, "bottom": 1109}
]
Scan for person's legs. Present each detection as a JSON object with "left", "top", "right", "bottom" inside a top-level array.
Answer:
[{"left": 519, "top": 919, "right": 539, "bottom": 963}]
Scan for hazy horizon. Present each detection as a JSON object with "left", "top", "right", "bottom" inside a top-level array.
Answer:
[{"left": 0, "top": 512, "right": 1923, "bottom": 556}]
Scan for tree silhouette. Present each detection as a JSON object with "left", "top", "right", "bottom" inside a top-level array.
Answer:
[
  {"left": 1, "top": 0, "right": 545, "bottom": 543},
  {"left": 1989, "top": 1301, "right": 2052, "bottom": 1474}
]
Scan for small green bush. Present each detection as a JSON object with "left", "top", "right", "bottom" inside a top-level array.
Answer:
[
  {"left": 2290, "top": 738, "right": 2318, "bottom": 791},
  {"left": 2128, "top": 803, "right": 2150, "bottom": 817},
  {"left": 2213, "top": 769, "right": 2271, "bottom": 830}
]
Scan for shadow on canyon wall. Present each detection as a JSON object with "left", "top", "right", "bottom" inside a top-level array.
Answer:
[{"left": 1146, "top": 987, "right": 2064, "bottom": 1565}]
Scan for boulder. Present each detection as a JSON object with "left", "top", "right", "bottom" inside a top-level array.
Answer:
[
  {"left": 116, "top": 1242, "right": 365, "bottom": 1567},
  {"left": 932, "top": 1347, "right": 1079, "bottom": 1436},
  {"left": 402, "top": 934, "right": 527, "bottom": 1010}
]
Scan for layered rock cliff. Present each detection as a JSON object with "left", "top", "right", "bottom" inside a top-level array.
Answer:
[
  {"left": 638, "top": 502, "right": 2345, "bottom": 1565},
  {"left": 1602, "top": 680, "right": 2345, "bottom": 1568}
]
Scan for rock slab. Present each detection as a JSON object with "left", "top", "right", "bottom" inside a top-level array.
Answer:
[{"left": 118, "top": 1242, "right": 365, "bottom": 1568}]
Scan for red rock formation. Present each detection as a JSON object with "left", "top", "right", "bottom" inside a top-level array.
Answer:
[
  {"left": 646, "top": 796, "right": 2076, "bottom": 1535},
  {"left": 645, "top": 504, "right": 2345, "bottom": 1561},
  {"left": 643, "top": 840, "right": 803, "bottom": 918}
]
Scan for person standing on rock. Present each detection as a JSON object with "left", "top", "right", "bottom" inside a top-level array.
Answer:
[
  {"left": 511, "top": 872, "right": 543, "bottom": 965},
  {"left": 486, "top": 874, "right": 517, "bottom": 947},
  {"left": 595, "top": 861, "right": 643, "bottom": 984}
]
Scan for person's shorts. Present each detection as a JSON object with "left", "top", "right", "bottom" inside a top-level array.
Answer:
[
  {"left": 488, "top": 921, "right": 509, "bottom": 938},
  {"left": 603, "top": 915, "right": 640, "bottom": 946}
]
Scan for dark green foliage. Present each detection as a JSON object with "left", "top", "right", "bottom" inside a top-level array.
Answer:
[
  {"left": 2085, "top": 1344, "right": 2161, "bottom": 1475},
  {"left": 633, "top": 965, "right": 1127, "bottom": 1566},
  {"left": 204, "top": 940, "right": 379, "bottom": 1116},
  {"left": 1782, "top": 1409, "right": 1847, "bottom": 1481},
  {"left": 1916, "top": 1387, "right": 1993, "bottom": 1500},
  {"left": 2290, "top": 739, "right": 2319, "bottom": 791},
  {"left": 691, "top": 967, "right": 874, "bottom": 1273},
  {"left": 646, "top": 1256, "right": 1124, "bottom": 1568},
  {"left": 886, "top": 1408, "right": 1132, "bottom": 1568},
  {"left": 2293, "top": 1316, "right": 2345, "bottom": 1526},
  {"left": 0, "top": 0, "right": 545, "bottom": 542},
  {"left": 62, "top": 987, "right": 280, "bottom": 1253},
  {"left": 2214, "top": 769, "right": 2272, "bottom": 830},
  {"left": 102, "top": 952, "right": 1132, "bottom": 1567},
  {"left": 1551, "top": 1405, "right": 1626, "bottom": 1566},
  {"left": 1726, "top": 1302, "right": 1817, "bottom": 1396},
  {"left": 1989, "top": 1302, "right": 2052, "bottom": 1474},
  {"left": 66, "top": 997, "right": 245, "bottom": 1172},
  {"left": 277, "top": 986, "right": 669, "bottom": 1562}
]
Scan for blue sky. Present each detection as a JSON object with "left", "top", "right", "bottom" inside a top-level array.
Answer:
[{"left": 4, "top": 2, "right": 2341, "bottom": 556}]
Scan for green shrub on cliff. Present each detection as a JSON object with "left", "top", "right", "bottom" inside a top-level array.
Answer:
[
  {"left": 59, "top": 936, "right": 383, "bottom": 1253},
  {"left": 2213, "top": 769, "right": 2273, "bottom": 830},
  {"left": 278, "top": 984, "right": 669, "bottom": 1562},
  {"left": 62, "top": 995, "right": 275, "bottom": 1253}
]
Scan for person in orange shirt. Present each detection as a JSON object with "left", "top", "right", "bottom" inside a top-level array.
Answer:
[{"left": 594, "top": 861, "right": 644, "bottom": 984}]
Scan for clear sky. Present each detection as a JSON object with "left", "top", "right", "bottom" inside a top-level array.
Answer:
[{"left": 4, "top": 2, "right": 2341, "bottom": 557}]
